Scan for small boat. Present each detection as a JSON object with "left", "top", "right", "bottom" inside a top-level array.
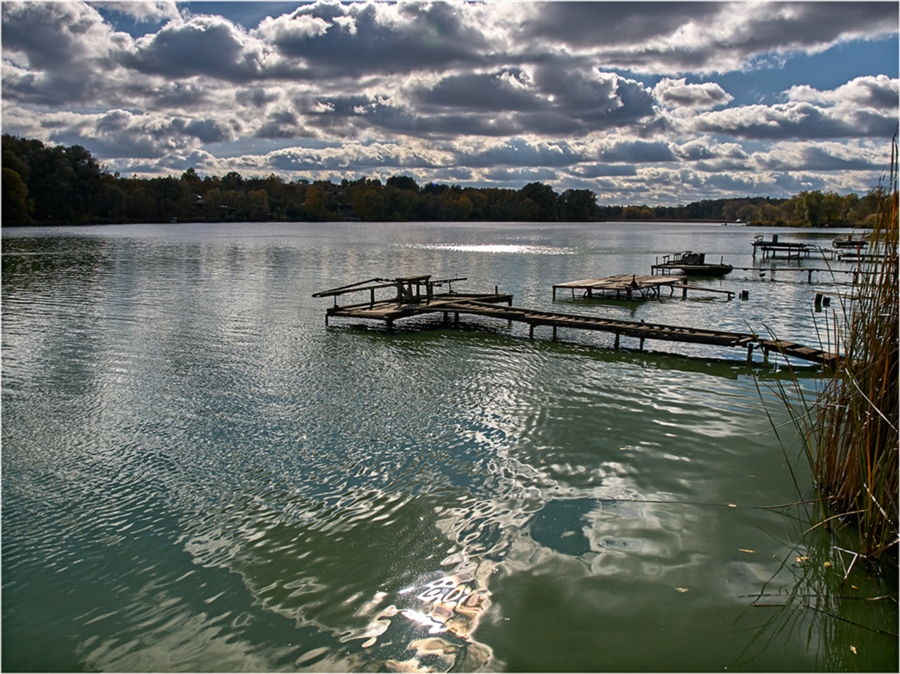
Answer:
[
  {"left": 651, "top": 251, "right": 733, "bottom": 276},
  {"left": 832, "top": 234, "right": 869, "bottom": 249}
]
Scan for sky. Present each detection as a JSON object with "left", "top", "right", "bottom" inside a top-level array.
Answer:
[{"left": 2, "top": 1, "right": 898, "bottom": 206}]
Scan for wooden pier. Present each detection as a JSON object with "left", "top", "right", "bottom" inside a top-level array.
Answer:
[
  {"left": 313, "top": 275, "right": 838, "bottom": 366},
  {"left": 552, "top": 274, "right": 734, "bottom": 300},
  {"left": 751, "top": 235, "right": 812, "bottom": 260},
  {"left": 732, "top": 265, "right": 862, "bottom": 282},
  {"left": 311, "top": 275, "right": 514, "bottom": 329}
]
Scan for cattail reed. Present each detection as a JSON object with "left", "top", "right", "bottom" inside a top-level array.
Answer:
[{"left": 808, "top": 138, "right": 898, "bottom": 564}]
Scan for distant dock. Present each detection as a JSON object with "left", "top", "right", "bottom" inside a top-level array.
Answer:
[
  {"left": 313, "top": 275, "right": 838, "bottom": 367},
  {"left": 752, "top": 234, "right": 812, "bottom": 260},
  {"left": 551, "top": 274, "right": 734, "bottom": 300}
]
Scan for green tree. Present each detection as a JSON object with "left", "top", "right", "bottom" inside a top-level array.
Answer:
[
  {"left": 519, "top": 182, "right": 559, "bottom": 220},
  {"left": 2, "top": 167, "right": 33, "bottom": 225},
  {"left": 560, "top": 189, "right": 597, "bottom": 221},
  {"left": 305, "top": 184, "right": 328, "bottom": 220},
  {"left": 386, "top": 175, "right": 419, "bottom": 192}
]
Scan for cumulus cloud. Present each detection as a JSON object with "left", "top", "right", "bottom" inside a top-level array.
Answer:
[
  {"left": 128, "top": 15, "right": 269, "bottom": 80},
  {"left": 456, "top": 138, "right": 587, "bottom": 168},
  {"left": 517, "top": 1, "right": 898, "bottom": 75},
  {"left": 787, "top": 75, "right": 899, "bottom": 109},
  {"left": 94, "top": 1, "right": 181, "bottom": 23},
  {"left": 254, "top": 0, "right": 492, "bottom": 78},
  {"left": 655, "top": 78, "right": 733, "bottom": 110},
  {"left": 1, "top": 1, "right": 897, "bottom": 204},
  {"left": 753, "top": 141, "right": 885, "bottom": 171},
  {"left": 1, "top": 1, "right": 128, "bottom": 71},
  {"left": 689, "top": 93, "right": 899, "bottom": 140}
]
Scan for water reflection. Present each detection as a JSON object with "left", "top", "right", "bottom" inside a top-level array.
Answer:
[
  {"left": 409, "top": 243, "right": 575, "bottom": 255},
  {"left": 735, "top": 508, "right": 898, "bottom": 671},
  {"left": 3, "top": 223, "right": 895, "bottom": 672}
]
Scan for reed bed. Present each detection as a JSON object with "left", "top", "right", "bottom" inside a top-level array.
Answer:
[{"left": 777, "top": 139, "right": 898, "bottom": 566}]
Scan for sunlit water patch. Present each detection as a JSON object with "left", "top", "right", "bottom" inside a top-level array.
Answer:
[{"left": 405, "top": 242, "right": 576, "bottom": 255}]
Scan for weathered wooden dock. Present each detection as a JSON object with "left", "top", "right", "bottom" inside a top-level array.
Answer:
[
  {"left": 732, "top": 265, "right": 862, "bottom": 282},
  {"left": 313, "top": 275, "right": 839, "bottom": 366},
  {"left": 552, "top": 274, "right": 734, "bottom": 301},
  {"left": 751, "top": 235, "right": 812, "bottom": 260}
]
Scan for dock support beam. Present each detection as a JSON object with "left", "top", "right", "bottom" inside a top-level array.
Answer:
[{"left": 552, "top": 326, "right": 558, "bottom": 341}]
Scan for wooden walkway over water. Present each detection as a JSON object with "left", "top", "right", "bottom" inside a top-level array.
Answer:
[
  {"left": 313, "top": 275, "right": 839, "bottom": 367},
  {"left": 751, "top": 235, "right": 813, "bottom": 260},
  {"left": 552, "top": 274, "right": 735, "bottom": 301}
]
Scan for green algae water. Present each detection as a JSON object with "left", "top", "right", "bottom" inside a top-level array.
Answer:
[{"left": 2, "top": 221, "right": 896, "bottom": 672}]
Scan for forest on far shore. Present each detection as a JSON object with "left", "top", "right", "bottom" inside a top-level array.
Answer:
[{"left": 2, "top": 133, "right": 886, "bottom": 228}]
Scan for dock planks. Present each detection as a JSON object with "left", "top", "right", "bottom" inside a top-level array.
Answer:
[
  {"left": 313, "top": 275, "right": 839, "bottom": 366},
  {"left": 553, "top": 274, "right": 735, "bottom": 301}
]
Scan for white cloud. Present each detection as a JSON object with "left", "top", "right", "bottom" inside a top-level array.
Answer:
[
  {"left": 2, "top": 1, "right": 897, "bottom": 204},
  {"left": 655, "top": 78, "right": 733, "bottom": 110},
  {"left": 787, "top": 75, "right": 899, "bottom": 109},
  {"left": 94, "top": 1, "right": 182, "bottom": 23}
]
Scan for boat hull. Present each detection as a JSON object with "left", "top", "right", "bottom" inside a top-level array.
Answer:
[{"left": 653, "top": 264, "right": 733, "bottom": 277}]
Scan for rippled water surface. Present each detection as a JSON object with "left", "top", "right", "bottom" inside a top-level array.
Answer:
[{"left": 2, "top": 221, "right": 896, "bottom": 672}]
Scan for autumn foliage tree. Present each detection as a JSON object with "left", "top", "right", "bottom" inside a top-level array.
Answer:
[{"left": 1, "top": 134, "right": 885, "bottom": 227}]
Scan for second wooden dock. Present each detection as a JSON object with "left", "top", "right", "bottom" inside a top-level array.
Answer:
[{"left": 552, "top": 274, "right": 735, "bottom": 301}]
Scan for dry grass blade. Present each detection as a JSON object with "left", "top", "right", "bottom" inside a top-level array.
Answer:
[{"left": 813, "top": 136, "right": 899, "bottom": 564}]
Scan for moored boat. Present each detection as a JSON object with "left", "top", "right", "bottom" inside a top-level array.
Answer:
[
  {"left": 651, "top": 251, "right": 733, "bottom": 276},
  {"left": 832, "top": 234, "right": 869, "bottom": 249}
]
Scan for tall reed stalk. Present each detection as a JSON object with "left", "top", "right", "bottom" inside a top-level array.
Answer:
[{"left": 804, "top": 138, "right": 899, "bottom": 564}]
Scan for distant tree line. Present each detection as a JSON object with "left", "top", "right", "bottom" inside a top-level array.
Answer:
[{"left": 2, "top": 134, "right": 884, "bottom": 227}]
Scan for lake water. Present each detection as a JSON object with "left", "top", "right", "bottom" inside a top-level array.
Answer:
[{"left": 2, "top": 221, "right": 896, "bottom": 672}]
